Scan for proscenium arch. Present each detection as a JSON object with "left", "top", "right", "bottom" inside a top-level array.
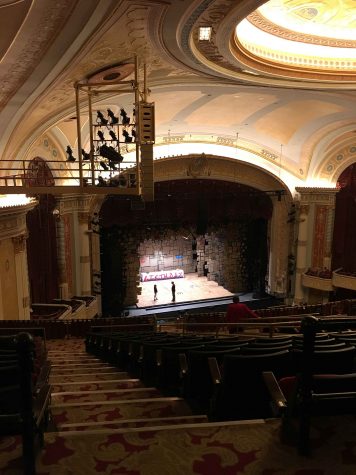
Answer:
[
  {"left": 154, "top": 154, "right": 293, "bottom": 199},
  {"left": 92, "top": 154, "right": 292, "bottom": 303},
  {"left": 152, "top": 143, "right": 302, "bottom": 195}
]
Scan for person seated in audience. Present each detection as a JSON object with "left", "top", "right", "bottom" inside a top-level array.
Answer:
[{"left": 226, "top": 295, "right": 259, "bottom": 333}]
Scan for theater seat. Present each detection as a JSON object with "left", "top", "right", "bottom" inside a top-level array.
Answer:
[{"left": 209, "top": 350, "right": 291, "bottom": 421}]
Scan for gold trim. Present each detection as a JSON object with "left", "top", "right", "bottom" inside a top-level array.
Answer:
[{"left": 248, "top": 11, "right": 356, "bottom": 48}]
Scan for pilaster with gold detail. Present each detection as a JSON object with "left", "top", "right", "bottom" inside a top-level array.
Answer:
[
  {"left": 55, "top": 194, "right": 94, "bottom": 297},
  {"left": 294, "top": 187, "right": 338, "bottom": 303},
  {"left": 0, "top": 200, "right": 36, "bottom": 320}
]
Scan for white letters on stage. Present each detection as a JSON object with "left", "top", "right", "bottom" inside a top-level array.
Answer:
[{"left": 141, "top": 269, "right": 184, "bottom": 282}]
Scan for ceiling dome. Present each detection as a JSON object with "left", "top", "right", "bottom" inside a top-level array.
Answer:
[{"left": 234, "top": 0, "right": 356, "bottom": 80}]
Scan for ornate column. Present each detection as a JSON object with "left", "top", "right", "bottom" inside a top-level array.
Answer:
[
  {"left": 55, "top": 194, "right": 93, "bottom": 297},
  {"left": 0, "top": 199, "right": 36, "bottom": 320},
  {"left": 12, "top": 234, "right": 31, "bottom": 319},
  {"left": 294, "top": 187, "right": 338, "bottom": 304},
  {"left": 55, "top": 216, "right": 69, "bottom": 299},
  {"left": 78, "top": 212, "right": 91, "bottom": 295},
  {"left": 294, "top": 204, "right": 310, "bottom": 304},
  {"left": 268, "top": 196, "right": 290, "bottom": 297}
]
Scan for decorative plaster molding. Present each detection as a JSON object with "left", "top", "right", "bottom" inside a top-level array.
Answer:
[
  {"left": 78, "top": 212, "right": 89, "bottom": 225},
  {"left": 12, "top": 234, "right": 27, "bottom": 254},
  {"left": 301, "top": 273, "right": 334, "bottom": 292},
  {"left": 0, "top": 201, "right": 36, "bottom": 240},
  {"left": 299, "top": 205, "right": 309, "bottom": 215},
  {"left": 0, "top": 1, "right": 77, "bottom": 110},
  {"left": 247, "top": 11, "right": 356, "bottom": 49},
  {"left": 55, "top": 194, "right": 93, "bottom": 214},
  {"left": 154, "top": 155, "right": 289, "bottom": 193}
]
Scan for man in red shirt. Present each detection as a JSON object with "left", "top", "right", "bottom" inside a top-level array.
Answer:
[{"left": 226, "top": 295, "right": 259, "bottom": 333}]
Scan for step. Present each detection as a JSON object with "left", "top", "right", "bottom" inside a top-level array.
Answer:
[
  {"left": 51, "top": 387, "right": 161, "bottom": 404},
  {"left": 50, "top": 362, "right": 111, "bottom": 369},
  {"left": 34, "top": 419, "right": 273, "bottom": 474},
  {"left": 48, "top": 352, "right": 87, "bottom": 356},
  {"left": 49, "top": 357, "right": 100, "bottom": 363},
  {"left": 58, "top": 414, "right": 209, "bottom": 431},
  {"left": 51, "top": 366, "right": 119, "bottom": 375},
  {"left": 50, "top": 397, "right": 193, "bottom": 425},
  {"left": 51, "top": 379, "right": 143, "bottom": 393},
  {"left": 49, "top": 372, "right": 129, "bottom": 383}
]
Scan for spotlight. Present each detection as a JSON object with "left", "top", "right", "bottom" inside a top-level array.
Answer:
[
  {"left": 122, "top": 130, "right": 132, "bottom": 143},
  {"left": 107, "top": 109, "right": 118, "bottom": 125},
  {"left": 66, "top": 146, "right": 76, "bottom": 162},
  {"left": 108, "top": 161, "right": 118, "bottom": 170},
  {"left": 99, "top": 161, "right": 109, "bottom": 171},
  {"left": 97, "top": 130, "right": 105, "bottom": 141},
  {"left": 120, "top": 108, "right": 130, "bottom": 126},
  {"left": 97, "top": 175, "right": 107, "bottom": 187},
  {"left": 109, "top": 130, "right": 118, "bottom": 141},
  {"left": 96, "top": 111, "right": 108, "bottom": 126},
  {"left": 99, "top": 144, "right": 124, "bottom": 163},
  {"left": 82, "top": 149, "right": 90, "bottom": 161}
]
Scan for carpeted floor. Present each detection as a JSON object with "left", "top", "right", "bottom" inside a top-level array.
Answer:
[{"left": 2, "top": 338, "right": 356, "bottom": 474}]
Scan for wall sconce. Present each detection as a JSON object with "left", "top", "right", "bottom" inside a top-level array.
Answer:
[{"left": 52, "top": 208, "right": 60, "bottom": 221}]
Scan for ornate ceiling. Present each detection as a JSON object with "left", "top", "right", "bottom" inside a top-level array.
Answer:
[{"left": 0, "top": 0, "right": 355, "bottom": 194}]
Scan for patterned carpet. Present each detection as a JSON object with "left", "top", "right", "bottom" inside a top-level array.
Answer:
[{"left": 2, "top": 338, "right": 356, "bottom": 474}]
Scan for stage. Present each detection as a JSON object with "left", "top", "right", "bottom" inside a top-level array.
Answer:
[{"left": 137, "top": 273, "right": 233, "bottom": 308}]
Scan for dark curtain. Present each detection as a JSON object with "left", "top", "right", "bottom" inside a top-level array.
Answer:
[
  {"left": 246, "top": 218, "right": 268, "bottom": 298},
  {"left": 332, "top": 164, "right": 356, "bottom": 273},
  {"left": 100, "top": 227, "right": 126, "bottom": 317},
  {"left": 26, "top": 195, "right": 59, "bottom": 303}
]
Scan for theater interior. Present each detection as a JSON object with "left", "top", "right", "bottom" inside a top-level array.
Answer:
[{"left": 1, "top": 0, "right": 356, "bottom": 473}]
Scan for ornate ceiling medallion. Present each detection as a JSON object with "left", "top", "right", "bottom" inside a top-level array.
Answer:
[{"left": 234, "top": 0, "right": 356, "bottom": 77}]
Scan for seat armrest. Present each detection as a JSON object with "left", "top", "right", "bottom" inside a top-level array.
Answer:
[
  {"left": 156, "top": 349, "right": 162, "bottom": 367},
  {"left": 208, "top": 357, "right": 221, "bottom": 385},
  {"left": 263, "top": 371, "right": 287, "bottom": 410},
  {"left": 179, "top": 353, "right": 188, "bottom": 377}
]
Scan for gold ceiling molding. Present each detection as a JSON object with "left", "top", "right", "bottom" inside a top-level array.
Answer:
[
  {"left": 0, "top": 0, "right": 27, "bottom": 6},
  {"left": 2, "top": 1, "right": 190, "bottom": 164},
  {"left": 0, "top": 0, "right": 77, "bottom": 110},
  {"left": 247, "top": 11, "right": 356, "bottom": 48}
]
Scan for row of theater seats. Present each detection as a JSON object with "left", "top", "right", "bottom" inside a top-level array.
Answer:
[
  {"left": 0, "top": 331, "right": 51, "bottom": 475},
  {"left": 0, "top": 317, "right": 155, "bottom": 340},
  {"left": 85, "top": 330, "right": 356, "bottom": 423}
]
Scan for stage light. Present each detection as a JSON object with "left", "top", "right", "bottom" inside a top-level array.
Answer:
[
  {"left": 120, "top": 108, "right": 130, "bottom": 125},
  {"left": 108, "top": 161, "right": 118, "bottom": 170},
  {"left": 82, "top": 149, "right": 90, "bottom": 160},
  {"left": 99, "top": 161, "right": 109, "bottom": 171},
  {"left": 97, "top": 175, "right": 107, "bottom": 187},
  {"left": 109, "top": 130, "right": 118, "bottom": 141},
  {"left": 96, "top": 110, "right": 108, "bottom": 126},
  {"left": 99, "top": 144, "right": 124, "bottom": 162},
  {"left": 97, "top": 130, "right": 105, "bottom": 141},
  {"left": 123, "top": 130, "right": 132, "bottom": 143},
  {"left": 107, "top": 109, "right": 119, "bottom": 125},
  {"left": 66, "top": 145, "right": 76, "bottom": 162}
]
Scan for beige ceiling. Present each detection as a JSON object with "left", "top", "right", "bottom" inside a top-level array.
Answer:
[{"left": 0, "top": 0, "right": 355, "bottom": 190}]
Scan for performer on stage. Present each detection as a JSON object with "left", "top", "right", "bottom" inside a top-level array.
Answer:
[
  {"left": 171, "top": 281, "right": 176, "bottom": 302},
  {"left": 153, "top": 284, "right": 158, "bottom": 301}
]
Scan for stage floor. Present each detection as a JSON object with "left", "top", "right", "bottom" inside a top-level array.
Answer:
[{"left": 137, "top": 273, "right": 233, "bottom": 308}]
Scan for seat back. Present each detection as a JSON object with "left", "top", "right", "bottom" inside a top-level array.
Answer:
[{"left": 217, "top": 350, "right": 291, "bottom": 420}]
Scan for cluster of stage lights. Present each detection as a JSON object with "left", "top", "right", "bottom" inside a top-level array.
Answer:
[{"left": 65, "top": 108, "right": 136, "bottom": 173}]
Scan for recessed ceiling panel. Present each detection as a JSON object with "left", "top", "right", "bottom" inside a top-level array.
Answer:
[{"left": 0, "top": 0, "right": 32, "bottom": 61}]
